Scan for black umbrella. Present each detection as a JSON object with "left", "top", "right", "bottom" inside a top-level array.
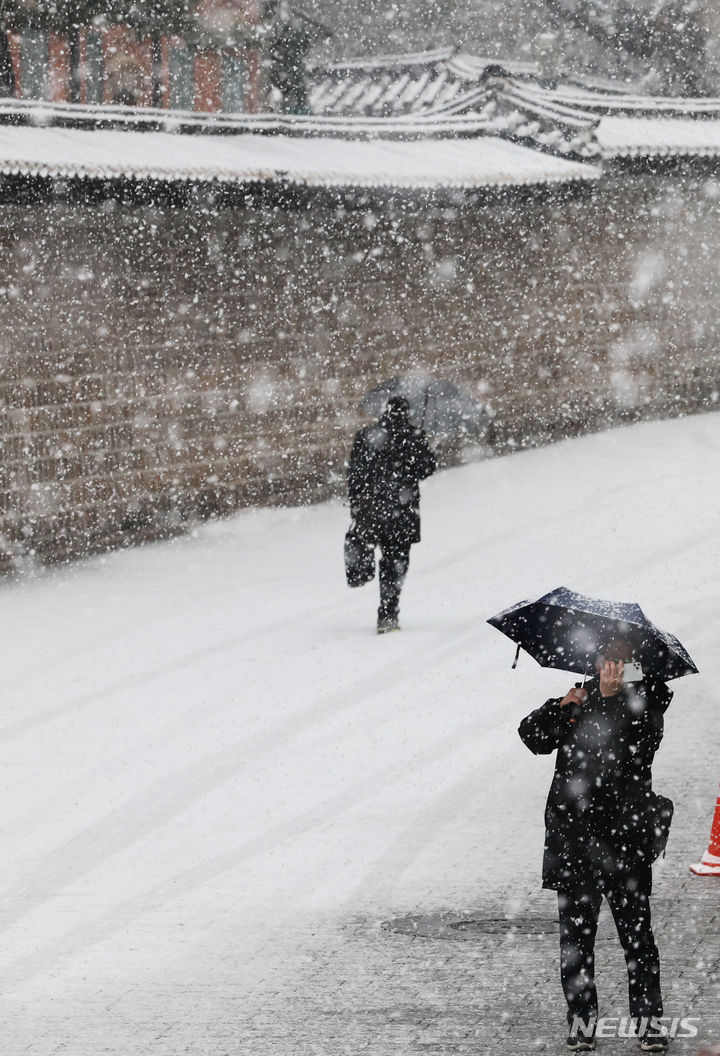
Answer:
[
  {"left": 360, "top": 375, "right": 490, "bottom": 437},
  {"left": 487, "top": 586, "right": 698, "bottom": 682}
]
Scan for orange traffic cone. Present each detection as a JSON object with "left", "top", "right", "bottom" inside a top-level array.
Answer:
[{"left": 690, "top": 782, "right": 720, "bottom": 876}]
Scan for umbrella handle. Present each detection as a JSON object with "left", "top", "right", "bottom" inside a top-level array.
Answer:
[
  {"left": 421, "top": 387, "right": 429, "bottom": 431},
  {"left": 512, "top": 644, "right": 521, "bottom": 670}
]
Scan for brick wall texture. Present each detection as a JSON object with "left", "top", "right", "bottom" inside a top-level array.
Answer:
[{"left": 1, "top": 172, "right": 719, "bottom": 568}]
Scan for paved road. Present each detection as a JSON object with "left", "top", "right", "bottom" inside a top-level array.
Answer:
[
  {"left": 2, "top": 417, "right": 720, "bottom": 1056},
  {"left": 226, "top": 806, "right": 720, "bottom": 1056}
]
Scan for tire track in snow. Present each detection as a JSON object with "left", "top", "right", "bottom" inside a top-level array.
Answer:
[
  {"left": 3, "top": 507, "right": 710, "bottom": 939},
  {"left": 417, "top": 497, "right": 715, "bottom": 644},
  {"left": 340, "top": 719, "right": 520, "bottom": 910},
  {"left": 3, "top": 526, "right": 337, "bottom": 703},
  {"left": 0, "top": 709, "right": 515, "bottom": 989},
  {"left": 0, "top": 591, "right": 351, "bottom": 745},
  {"left": 0, "top": 619, "right": 493, "bottom": 935}
]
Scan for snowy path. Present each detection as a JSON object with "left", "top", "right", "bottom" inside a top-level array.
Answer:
[{"left": 2, "top": 414, "right": 720, "bottom": 1055}]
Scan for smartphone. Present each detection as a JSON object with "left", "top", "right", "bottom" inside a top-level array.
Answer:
[{"left": 622, "top": 661, "right": 644, "bottom": 683}]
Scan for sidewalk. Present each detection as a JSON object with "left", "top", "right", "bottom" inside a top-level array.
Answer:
[
  {"left": 236, "top": 706, "right": 720, "bottom": 1056},
  {"left": 236, "top": 840, "right": 720, "bottom": 1056}
]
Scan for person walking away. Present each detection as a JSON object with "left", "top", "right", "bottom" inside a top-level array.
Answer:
[
  {"left": 347, "top": 396, "right": 436, "bottom": 633},
  {"left": 518, "top": 639, "right": 672, "bottom": 1053}
]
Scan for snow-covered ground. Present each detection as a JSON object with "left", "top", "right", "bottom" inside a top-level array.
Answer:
[{"left": 2, "top": 413, "right": 719, "bottom": 1055}]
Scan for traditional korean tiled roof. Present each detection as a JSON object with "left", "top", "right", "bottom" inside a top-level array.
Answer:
[
  {"left": 308, "top": 48, "right": 536, "bottom": 118},
  {"left": 500, "top": 79, "right": 720, "bottom": 158},
  {"left": 513, "top": 81, "right": 720, "bottom": 117},
  {"left": 0, "top": 48, "right": 718, "bottom": 200},
  {"left": 308, "top": 50, "right": 602, "bottom": 159},
  {"left": 307, "top": 51, "right": 720, "bottom": 161},
  {"left": 0, "top": 123, "right": 599, "bottom": 191}
]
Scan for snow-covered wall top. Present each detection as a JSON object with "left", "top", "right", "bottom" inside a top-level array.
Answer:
[
  {"left": 596, "top": 116, "right": 720, "bottom": 158},
  {"left": 0, "top": 126, "right": 599, "bottom": 190}
]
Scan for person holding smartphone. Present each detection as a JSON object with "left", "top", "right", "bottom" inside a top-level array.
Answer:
[{"left": 518, "top": 639, "right": 673, "bottom": 1053}]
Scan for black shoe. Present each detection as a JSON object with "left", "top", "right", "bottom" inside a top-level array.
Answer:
[
  {"left": 638, "top": 1031, "right": 669, "bottom": 1052},
  {"left": 566, "top": 1034, "right": 596, "bottom": 1051},
  {"left": 377, "top": 615, "right": 400, "bottom": 634},
  {"left": 566, "top": 1018, "right": 597, "bottom": 1051}
]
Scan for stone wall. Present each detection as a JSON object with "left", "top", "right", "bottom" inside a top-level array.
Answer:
[{"left": 1, "top": 172, "right": 720, "bottom": 568}]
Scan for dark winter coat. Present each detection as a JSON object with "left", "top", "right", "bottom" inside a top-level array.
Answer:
[
  {"left": 347, "top": 411, "right": 436, "bottom": 547},
  {"left": 518, "top": 676, "right": 672, "bottom": 894}
]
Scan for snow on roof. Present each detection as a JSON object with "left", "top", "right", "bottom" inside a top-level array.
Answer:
[
  {"left": 500, "top": 81, "right": 600, "bottom": 127},
  {"left": 499, "top": 79, "right": 720, "bottom": 158},
  {"left": 596, "top": 116, "right": 720, "bottom": 157},
  {"left": 0, "top": 97, "right": 494, "bottom": 138},
  {"left": 307, "top": 53, "right": 541, "bottom": 119},
  {"left": 518, "top": 81, "right": 720, "bottom": 117},
  {"left": 309, "top": 68, "right": 467, "bottom": 116},
  {"left": 309, "top": 67, "right": 468, "bottom": 117},
  {"left": 504, "top": 79, "right": 720, "bottom": 124},
  {"left": 0, "top": 125, "right": 600, "bottom": 189},
  {"left": 304, "top": 56, "right": 720, "bottom": 161}
]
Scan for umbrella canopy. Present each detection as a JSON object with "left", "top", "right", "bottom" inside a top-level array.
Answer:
[
  {"left": 360, "top": 375, "right": 490, "bottom": 437},
  {"left": 487, "top": 586, "right": 698, "bottom": 682}
]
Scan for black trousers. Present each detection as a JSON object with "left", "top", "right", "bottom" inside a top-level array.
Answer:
[
  {"left": 558, "top": 879, "right": 662, "bottom": 1027},
  {"left": 377, "top": 535, "right": 411, "bottom": 621}
]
